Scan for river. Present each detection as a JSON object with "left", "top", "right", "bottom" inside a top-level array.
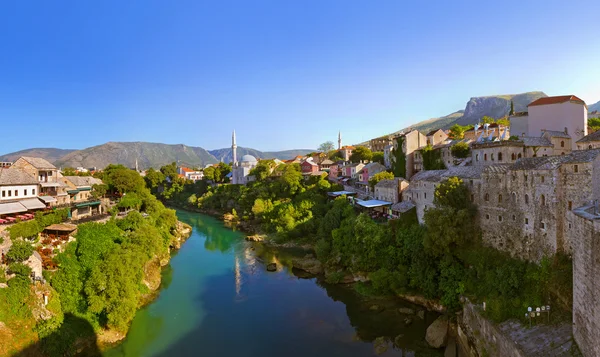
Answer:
[{"left": 105, "top": 210, "right": 443, "bottom": 357}]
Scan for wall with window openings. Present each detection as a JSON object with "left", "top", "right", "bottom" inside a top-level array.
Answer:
[{"left": 0, "top": 184, "right": 38, "bottom": 202}]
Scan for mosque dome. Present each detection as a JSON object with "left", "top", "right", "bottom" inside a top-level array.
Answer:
[{"left": 241, "top": 155, "right": 258, "bottom": 163}]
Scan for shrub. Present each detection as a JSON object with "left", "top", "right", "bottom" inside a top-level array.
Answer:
[
  {"left": 6, "top": 239, "right": 34, "bottom": 263},
  {"left": 8, "top": 262, "right": 32, "bottom": 277}
]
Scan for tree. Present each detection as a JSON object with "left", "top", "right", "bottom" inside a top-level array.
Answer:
[
  {"left": 160, "top": 162, "right": 178, "bottom": 181},
  {"left": 318, "top": 141, "right": 335, "bottom": 153},
  {"left": 350, "top": 146, "right": 373, "bottom": 163},
  {"left": 6, "top": 239, "right": 34, "bottom": 263},
  {"left": 109, "top": 168, "right": 146, "bottom": 194},
  {"left": 421, "top": 145, "right": 445, "bottom": 170},
  {"left": 481, "top": 116, "right": 495, "bottom": 125},
  {"left": 8, "top": 262, "right": 32, "bottom": 277},
  {"left": 329, "top": 150, "right": 343, "bottom": 161},
  {"left": 496, "top": 117, "right": 510, "bottom": 127},
  {"left": 449, "top": 124, "right": 469, "bottom": 139},
  {"left": 372, "top": 151, "right": 385, "bottom": 165},
  {"left": 144, "top": 168, "right": 165, "bottom": 190},
  {"left": 450, "top": 142, "right": 470, "bottom": 158},
  {"left": 509, "top": 100, "right": 515, "bottom": 116},
  {"left": 62, "top": 167, "right": 77, "bottom": 176},
  {"left": 91, "top": 183, "right": 108, "bottom": 199},
  {"left": 588, "top": 117, "right": 600, "bottom": 132},
  {"left": 203, "top": 166, "right": 215, "bottom": 182},
  {"left": 249, "top": 160, "right": 275, "bottom": 182},
  {"left": 369, "top": 171, "right": 394, "bottom": 190}
]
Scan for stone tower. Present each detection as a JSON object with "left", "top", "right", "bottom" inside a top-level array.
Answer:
[
  {"left": 232, "top": 130, "right": 237, "bottom": 167},
  {"left": 338, "top": 131, "right": 342, "bottom": 150}
]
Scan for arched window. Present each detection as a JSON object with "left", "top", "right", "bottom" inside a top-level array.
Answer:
[
  {"left": 561, "top": 152, "right": 565, "bottom": 155},
  {"left": 525, "top": 194, "right": 529, "bottom": 204},
  {"left": 491, "top": 153, "right": 495, "bottom": 161},
  {"left": 484, "top": 153, "right": 488, "bottom": 161},
  {"left": 589, "top": 145, "right": 593, "bottom": 150},
  {"left": 498, "top": 194, "right": 502, "bottom": 203},
  {"left": 518, "top": 153, "right": 522, "bottom": 159},
  {"left": 541, "top": 194, "right": 546, "bottom": 206},
  {"left": 484, "top": 193, "right": 489, "bottom": 202},
  {"left": 476, "top": 154, "right": 479, "bottom": 161},
  {"left": 512, "top": 192, "right": 517, "bottom": 202},
  {"left": 561, "top": 141, "right": 565, "bottom": 148},
  {"left": 498, "top": 152, "right": 503, "bottom": 161},
  {"left": 511, "top": 153, "right": 516, "bottom": 161},
  {"left": 574, "top": 165, "right": 579, "bottom": 173}
]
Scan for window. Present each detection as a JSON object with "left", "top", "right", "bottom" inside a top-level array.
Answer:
[
  {"left": 574, "top": 165, "right": 579, "bottom": 173},
  {"left": 525, "top": 218, "right": 529, "bottom": 224},
  {"left": 491, "top": 153, "right": 495, "bottom": 161},
  {"left": 486, "top": 214, "right": 490, "bottom": 220},
  {"left": 561, "top": 141, "right": 564, "bottom": 148},
  {"left": 525, "top": 194, "right": 529, "bottom": 204},
  {"left": 541, "top": 176, "right": 544, "bottom": 183},
  {"left": 470, "top": 194, "right": 474, "bottom": 202},
  {"left": 484, "top": 193, "right": 489, "bottom": 202},
  {"left": 589, "top": 145, "right": 593, "bottom": 150},
  {"left": 8, "top": 190, "right": 11, "bottom": 197},
  {"left": 561, "top": 152, "right": 565, "bottom": 155},
  {"left": 32, "top": 189, "right": 35, "bottom": 195},
  {"left": 1, "top": 191, "right": 4, "bottom": 197},
  {"left": 541, "top": 222, "right": 546, "bottom": 229},
  {"left": 511, "top": 153, "right": 516, "bottom": 161},
  {"left": 498, "top": 216, "right": 503, "bottom": 222},
  {"left": 476, "top": 154, "right": 479, "bottom": 161},
  {"left": 469, "top": 180, "right": 473, "bottom": 185},
  {"left": 48, "top": 171, "right": 52, "bottom": 176},
  {"left": 568, "top": 201, "right": 572, "bottom": 210},
  {"left": 498, "top": 153, "right": 503, "bottom": 161},
  {"left": 512, "top": 192, "right": 517, "bottom": 202},
  {"left": 541, "top": 194, "right": 546, "bottom": 206},
  {"left": 512, "top": 215, "right": 516, "bottom": 221},
  {"left": 518, "top": 153, "right": 522, "bottom": 159},
  {"left": 417, "top": 193, "right": 419, "bottom": 199},
  {"left": 569, "top": 223, "right": 572, "bottom": 229},
  {"left": 424, "top": 192, "right": 427, "bottom": 199},
  {"left": 24, "top": 189, "right": 27, "bottom": 195},
  {"left": 15, "top": 190, "right": 18, "bottom": 197},
  {"left": 484, "top": 153, "right": 487, "bottom": 161},
  {"left": 498, "top": 194, "right": 502, "bottom": 203}
]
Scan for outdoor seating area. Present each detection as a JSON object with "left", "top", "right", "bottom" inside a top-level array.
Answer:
[{"left": 0, "top": 213, "right": 35, "bottom": 224}]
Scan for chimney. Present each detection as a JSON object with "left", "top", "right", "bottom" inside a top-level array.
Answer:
[{"left": 564, "top": 127, "right": 568, "bottom": 135}]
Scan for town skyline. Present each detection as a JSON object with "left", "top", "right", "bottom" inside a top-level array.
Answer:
[{"left": 1, "top": 1, "right": 599, "bottom": 154}]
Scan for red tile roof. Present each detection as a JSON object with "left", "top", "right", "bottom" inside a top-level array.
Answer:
[
  {"left": 528, "top": 95, "right": 586, "bottom": 108},
  {"left": 180, "top": 167, "right": 193, "bottom": 173}
]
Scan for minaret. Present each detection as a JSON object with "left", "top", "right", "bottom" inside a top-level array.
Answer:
[
  {"left": 232, "top": 130, "right": 237, "bottom": 167},
  {"left": 338, "top": 131, "right": 342, "bottom": 150},
  {"left": 135, "top": 158, "right": 139, "bottom": 172}
]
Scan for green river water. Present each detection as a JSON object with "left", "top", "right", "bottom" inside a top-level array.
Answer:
[{"left": 105, "top": 210, "right": 442, "bottom": 357}]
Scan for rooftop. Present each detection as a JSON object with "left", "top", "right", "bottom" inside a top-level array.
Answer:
[
  {"left": 63, "top": 176, "right": 103, "bottom": 187},
  {"left": 528, "top": 95, "right": 586, "bottom": 108},
  {"left": 542, "top": 130, "right": 571, "bottom": 139},
  {"left": 577, "top": 130, "right": 600, "bottom": 143},
  {"left": 510, "top": 149, "right": 600, "bottom": 170},
  {"left": 19, "top": 156, "right": 56, "bottom": 170},
  {"left": 0, "top": 168, "right": 38, "bottom": 185}
]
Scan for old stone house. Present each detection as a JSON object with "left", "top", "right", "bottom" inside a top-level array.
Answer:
[
  {"left": 425, "top": 129, "right": 449, "bottom": 146},
  {"left": 61, "top": 176, "right": 104, "bottom": 219},
  {"left": 11, "top": 157, "right": 69, "bottom": 206},
  {"left": 576, "top": 130, "right": 600, "bottom": 150},
  {"left": 374, "top": 178, "right": 409, "bottom": 204}
]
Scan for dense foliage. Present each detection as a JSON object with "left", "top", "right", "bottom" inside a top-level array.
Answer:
[
  {"left": 368, "top": 171, "right": 394, "bottom": 190},
  {"left": 391, "top": 136, "right": 406, "bottom": 178},
  {"left": 421, "top": 145, "right": 445, "bottom": 170},
  {"left": 350, "top": 146, "right": 373, "bottom": 163},
  {"left": 8, "top": 209, "right": 70, "bottom": 241},
  {"left": 450, "top": 142, "right": 470, "bottom": 158}
]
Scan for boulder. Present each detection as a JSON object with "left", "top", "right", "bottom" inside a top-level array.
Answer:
[
  {"left": 444, "top": 338, "right": 457, "bottom": 357},
  {"left": 426, "top": 316, "right": 449, "bottom": 348},
  {"left": 291, "top": 255, "right": 323, "bottom": 275},
  {"left": 403, "top": 317, "right": 412, "bottom": 325},
  {"left": 417, "top": 310, "right": 425, "bottom": 320},
  {"left": 373, "top": 337, "right": 388, "bottom": 355},
  {"left": 246, "top": 235, "right": 264, "bottom": 242},
  {"left": 398, "top": 307, "right": 414, "bottom": 315},
  {"left": 393, "top": 334, "right": 404, "bottom": 346},
  {"left": 266, "top": 263, "right": 277, "bottom": 272}
]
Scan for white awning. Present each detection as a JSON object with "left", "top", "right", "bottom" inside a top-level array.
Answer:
[
  {"left": 39, "top": 196, "right": 57, "bottom": 203},
  {"left": 0, "top": 202, "right": 27, "bottom": 215},
  {"left": 356, "top": 200, "right": 392, "bottom": 208},
  {"left": 19, "top": 198, "right": 46, "bottom": 210},
  {"left": 40, "top": 182, "right": 60, "bottom": 187}
]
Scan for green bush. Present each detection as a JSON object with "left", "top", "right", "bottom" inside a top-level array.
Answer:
[
  {"left": 8, "top": 262, "right": 32, "bottom": 278},
  {"left": 6, "top": 239, "right": 34, "bottom": 263},
  {"left": 315, "top": 239, "right": 331, "bottom": 261}
]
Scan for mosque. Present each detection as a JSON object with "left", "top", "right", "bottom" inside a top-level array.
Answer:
[{"left": 231, "top": 130, "right": 258, "bottom": 185}]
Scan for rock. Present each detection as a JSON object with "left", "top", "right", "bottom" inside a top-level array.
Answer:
[
  {"left": 394, "top": 334, "right": 404, "bottom": 346},
  {"left": 417, "top": 310, "right": 425, "bottom": 319},
  {"left": 291, "top": 255, "right": 323, "bottom": 275},
  {"left": 404, "top": 317, "right": 412, "bottom": 325},
  {"left": 369, "top": 305, "right": 381, "bottom": 312},
  {"left": 426, "top": 316, "right": 449, "bottom": 348},
  {"left": 398, "top": 307, "right": 415, "bottom": 315},
  {"left": 246, "top": 235, "right": 264, "bottom": 242},
  {"left": 0, "top": 283, "right": 7, "bottom": 289},
  {"left": 373, "top": 337, "right": 388, "bottom": 355},
  {"left": 444, "top": 338, "right": 457, "bottom": 357},
  {"left": 266, "top": 263, "right": 277, "bottom": 272}
]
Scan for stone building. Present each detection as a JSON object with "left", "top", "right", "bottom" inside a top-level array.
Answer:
[
  {"left": 576, "top": 130, "right": 600, "bottom": 150},
  {"left": 403, "top": 130, "right": 427, "bottom": 180},
  {"left": 542, "top": 130, "right": 572, "bottom": 156},
  {"left": 425, "top": 129, "right": 449, "bottom": 146},
  {"left": 369, "top": 136, "right": 392, "bottom": 152},
  {"left": 61, "top": 176, "right": 104, "bottom": 219},
  {"left": 374, "top": 177, "right": 409, "bottom": 204},
  {"left": 11, "top": 156, "right": 69, "bottom": 206}
]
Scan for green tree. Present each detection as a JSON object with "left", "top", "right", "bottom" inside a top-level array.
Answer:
[
  {"left": 6, "top": 239, "right": 34, "bottom": 262},
  {"left": 118, "top": 193, "right": 143, "bottom": 211},
  {"left": 9, "top": 220, "right": 41, "bottom": 240},
  {"left": 449, "top": 124, "right": 469, "bottom": 139},
  {"left": 497, "top": 117, "right": 510, "bottom": 127},
  {"left": 91, "top": 183, "right": 108, "bottom": 199},
  {"left": 62, "top": 167, "right": 77, "bottom": 176},
  {"left": 391, "top": 136, "right": 406, "bottom": 178},
  {"left": 509, "top": 100, "right": 515, "bottom": 115},
  {"left": 108, "top": 168, "right": 146, "bottom": 194},
  {"left": 8, "top": 262, "right": 32, "bottom": 277},
  {"left": 160, "top": 162, "right": 178, "bottom": 181},
  {"left": 318, "top": 141, "right": 335, "bottom": 153},
  {"left": 481, "top": 116, "right": 495, "bottom": 125},
  {"left": 368, "top": 171, "right": 394, "bottom": 190},
  {"left": 372, "top": 151, "right": 385, "bottom": 165},
  {"left": 450, "top": 142, "right": 470, "bottom": 158},
  {"left": 588, "top": 117, "right": 600, "bottom": 132},
  {"left": 421, "top": 145, "right": 445, "bottom": 170},
  {"left": 249, "top": 160, "right": 275, "bottom": 182},
  {"left": 328, "top": 150, "right": 343, "bottom": 161},
  {"left": 350, "top": 146, "right": 373, "bottom": 163},
  {"left": 144, "top": 168, "right": 165, "bottom": 190},
  {"left": 203, "top": 166, "right": 215, "bottom": 182}
]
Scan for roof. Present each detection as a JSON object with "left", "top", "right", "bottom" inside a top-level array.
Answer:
[
  {"left": 542, "top": 130, "right": 571, "bottom": 139},
  {"left": 63, "top": 176, "right": 103, "bottom": 187},
  {"left": 340, "top": 146, "right": 355, "bottom": 150},
  {"left": 19, "top": 198, "right": 46, "bottom": 210},
  {"left": 180, "top": 167, "right": 193, "bottom": 173},
  {"left": 510, "top": 149, "right": 600, "bottom": 171},
  {"left": 19, "top": 156, "right": 56, "bottom": 169},
  {"left": 38, "top": 196, "right": 57, "bottom": 203},
  {"left": 44, "top": 223, "right": 78, "bottom": 232},
  {"left": 528, "top": 95, "right": 586, "bottom": 108},
  {"left": 426, "top": 129, "right": 444, "bottom": 136},
  {"left": 364, "top": 162, "right": 387, "bottom": 171},
  {"left": 577, "top": 130, "right": 600, "bottom": 143},
  {"left": 482, "top": 164, "right": 513, "bottom": 175},
  {"left": 510, "top": 111, "right": 528, "bottom": 117},
  {"left": 375, "top": 179, "right": 397, "bottom": 188},
  {"left": 241, "top": 155, "right": 258, "bottom": 163},
  {"left": 521, "top": 137, "right": 553, "bottom": 147},
  {"left": 0, "top": 202, "right": 27, "bottom": 215},
  {"left": 320, "top": 159, "right": 334, "bottom": 165},
  {"left": 410, "top": 170, "right": 448, "bottom": 182},
  {"left": 302, "top": 160, "right": 318, "bottom": 166},
  {"left": 391, "top": 201, "right": 415, "bottom": 213},
  {"left": 446, "top": 166, "right": 485, "bottom": 179},
  {"left": 0, "top": 168, "right": 38, "bottom": 185},
  {"left": 356, "top": 199, "right": 392, "bottom": 208},
  {"left": 327, "top": 190, "right": 357, "bottom": 197}
]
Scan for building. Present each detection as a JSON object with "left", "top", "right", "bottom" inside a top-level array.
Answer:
[
  {"left": 576, "top": 130, "right": 600, "bottom": 150},
  {"left": 0, "top": 162, "right": 12, "bottom": 168},
  {"left": 374, "top": 178, "right": 409, "bottom": 204},
  {"left": 383, "top": 144, "right": 394, "bottom": 168},
  {"left": 229, "top": 131, "right": 259, "bottom": 185},
  {"left": 357, "top": 162, "right": 387, "bottom": 183},
  {"left": 513, "top": 95, "right": 588, "bottom": 149},
  {"left": 339, "top": 146, "right": 354, "bottom": 161},
  {"left": 61, "top": 176, "right": 104, "bottom": 219},
  {"left": 0, "top": 168, "right": 40, "bottom": 202},
  {"left": 301, "top": 159, "right": 319, "bottom": 174},
  {"left": 426, "top": 129, "right": 449, "bottom": 146},
  {"left": 319, "top": 159, "right": 334, "bottom": 171},
  {"left": 340, "top": 162, "right": 365, "bottom": 179},
  {"left": 11, "top": 156, "right": 69, "bottom": 206},
  {"left": 403, "top": 130, "right": 428, "bottom": 179},
  {"left": 369, "top": 136, "right": 392, "bottom": 152},
  {"left": 178, "top": 167, "right": 204, "bottom": 181}
]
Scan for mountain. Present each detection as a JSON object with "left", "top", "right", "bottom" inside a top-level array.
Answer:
[
  {"left": 589, "top": 100, "right": 600, "bottom": 113},
  {"left": 0, "top": 148, "right": 76, "bottom": 163},
  {"left": 54, "top": 142, "right": 219, "bottom": 170},
  {"left": 209, "top": 147, "right": 314, "bottom": 163},
  {"left": 398, "top": 91, "right": 548, "bottom": 134}
]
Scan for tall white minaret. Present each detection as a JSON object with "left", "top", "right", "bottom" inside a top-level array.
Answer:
[
  {"left": 338, "top": 131, "right": 342, "bottom": 150},
  {"left": 135, "top": 158, "right": 139, "bottom": 172},
  {"left": 232, "top": 130, "right": 237, "bottom": 166}
]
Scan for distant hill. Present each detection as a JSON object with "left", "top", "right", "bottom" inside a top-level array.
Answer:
[
  {"left": 209, "top": 147, "right": 314, "bottom": 163},
  {"left": 0, "top": 148, "right": 75, "bottom": 163},
  {"left": 590, "top": 100, "right": 600, "bottom": 113},
  {"left": 401, "top": 91, "right": 548, "bottom": 134},
  {"left": 54, "top": 142, "right": 218, "bottom": 170}
]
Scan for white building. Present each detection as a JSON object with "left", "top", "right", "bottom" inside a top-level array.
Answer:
[{"left": 230, "top": 131, "right": 258, "bottom": 185}]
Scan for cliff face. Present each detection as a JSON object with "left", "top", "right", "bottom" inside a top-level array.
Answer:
[{"left": 456, "top": 91, "right": 547, "bottom": 126}]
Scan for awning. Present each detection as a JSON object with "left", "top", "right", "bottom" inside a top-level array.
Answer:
[
  {"left": 39, "top": 196, "right": 57, "bottom": 203},
  {"left": 0, "top": 202, "right": 27, "bottom": 215},
  {"left": 40, "top": 182, "right": 60, "bottom": 188},
  {"left": 74, "top": 200, "right": 101, "bottom": 208},
  {"left": 341, "top": 178, "right": 350, "bottom": 182},
  {"left": 356, "top": 200, "right": 392, "bottom": 208},
  {"left": 19, "top": 198, "right": 46, "bottom": 210},
  {"left": 44, "top": 223, "right": 78, "bottom": 232},
  {"left": 327, "top": 191, "right": 357, "bottom": 197}
]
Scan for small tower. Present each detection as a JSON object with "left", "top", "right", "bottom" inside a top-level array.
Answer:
[
  {"left": 135, "top": 158, "right": 139, "bottom": 172},
  {"left": 338, "top": 131, "right": 342, "bottom": 150},
  {"left": 232, "top": 130, "right": 238, "bottom": 167}
]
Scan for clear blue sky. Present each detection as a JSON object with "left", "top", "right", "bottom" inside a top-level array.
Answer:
[{"left": 1, "top": 0, "right": 599, "bottom": 154}]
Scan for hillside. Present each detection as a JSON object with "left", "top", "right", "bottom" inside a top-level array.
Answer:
[
  {"left": 0, "top": 148, "right": 76, "bottom": 163},
  {"left": 590, "top": 100, "right": 600, "bottom": 113},
  {"left": 54, "top": 142, "right": 219, "bottom": 170},
  {"left": 209, "top": 147, "right": 313, "bottom": 163}
]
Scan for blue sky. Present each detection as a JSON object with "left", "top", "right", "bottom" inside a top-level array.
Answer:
[{"left": 0, "top": 1, "right": 599, "bottom": 154}]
